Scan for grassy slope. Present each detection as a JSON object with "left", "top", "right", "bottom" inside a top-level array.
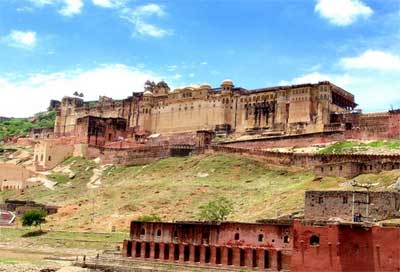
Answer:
[
  {"left": 1, "top": 153, "right": 399, "bottom": 232},
  {"left": 317, "top": 140, "right": 400, "bottom": 154},
  {"left": 0, "top": 111, "right": 56, "bottom": 141}
]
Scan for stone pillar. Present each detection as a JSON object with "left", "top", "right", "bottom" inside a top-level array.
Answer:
[
  {"left": 189, "top": 244, "right": 195, "bottom": 263},
  {"left": 210, "top": 246, "right": 217, "bottom": 265},
  {"left": 222, "top": 247, "right": 229, "bottom": 266},
  {"left": 159, "top": 243, "right": 165, "bottom": 261},
  {"left": 150, "top": 242, "right": 155, "bottom": 259},
  {"left": 257, "top": 249, "right": 265, "bottom": 270},
  {"left": 245, "top": 248, "right": 252, "bottom": 268},
  {"left": 132, "top": 241, "right": 137, "bottom": 258},
  {"left": 233, "top": 247, "right": 241, "bottom": 267},
  {"left": 169, "top": 244, "right": 175, "bottom": 262},
  {"left": 269, "top": 250, "right": 278, "bottom": 271},
  {"left": 141, "top": 242, "right": 146, "bottom": 259},
  {"left": 179, "top": 244, "right": 185, "bottom": 263},
  {"left": 122, "top": 240, "right": 129, "bottom": 257},
  {"left": 200, "top": 245, "right": 206, "bottom": 265}
]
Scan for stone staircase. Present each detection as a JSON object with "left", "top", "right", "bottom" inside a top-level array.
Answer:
[{"left": 0, "top": 211, "right": 15, "bottom": 226}]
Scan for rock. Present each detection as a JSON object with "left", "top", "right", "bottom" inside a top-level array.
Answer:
[
  {"left": 394, "top": 178, "right": 400, "bottom": 191},
  {"left": 196, "top": 172, "right": 209, "bottom": 178}
]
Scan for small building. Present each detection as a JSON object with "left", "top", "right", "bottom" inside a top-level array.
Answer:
[
  {"left": 0, "top": 164, "right": 33, "bottom": 191},
  {"left": 0, "top": 199, "right": 58, "bottom": 215},
  {"left": 304, "top": 190, "right": 400, "bottom": 222},
  {"left": 33, "top": 140, "right": 74, "bottom": 171},
  {"left": 75, "top": 116, "right": 127, "bottom": 146},
  {"left": 29, "top": 127, "right": 54, "bottom": 139}
]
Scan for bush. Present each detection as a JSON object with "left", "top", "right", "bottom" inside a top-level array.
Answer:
[
  {"left": 198, "top": 197, "right": 233, "bottom": 221},
  {"left": 136, "top": 214, "right": 162, "bottom": 222},
  {"left": 22, "top": 210, "right": 47, "bottom": 229}
]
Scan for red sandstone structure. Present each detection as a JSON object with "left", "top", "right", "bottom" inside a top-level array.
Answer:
[
  {"left": 29, "top": 80, "right": 400, "bottom": 177},
  {"left": 121, "top": 190, "right": 400, "bottom": 271}
]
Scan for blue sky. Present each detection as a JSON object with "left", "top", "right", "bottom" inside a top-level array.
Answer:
[{"left": 0, "top": 0, "right": 399, "bottom": 117}]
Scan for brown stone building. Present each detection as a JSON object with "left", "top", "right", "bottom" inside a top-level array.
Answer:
[
  {"left": 53, "top": 80, "right": 356, "bottom": 138},
  {"left": 0, "top": 164, "right": 33, "bottom": 191},
  {"left": 304, "top": 190, "right": 400, "bottom": 222}
]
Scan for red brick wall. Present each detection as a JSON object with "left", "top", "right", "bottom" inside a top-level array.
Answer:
[{"left": 291, "top": 220, "right": 400, "bottom": 271}]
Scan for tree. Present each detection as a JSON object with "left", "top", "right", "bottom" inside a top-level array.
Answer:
[
  {"left": 198, "top": 197, "right": 233, "bottom": 222},
  {"left": 22, "top": 210, "right": 47, "bottom": 229}
]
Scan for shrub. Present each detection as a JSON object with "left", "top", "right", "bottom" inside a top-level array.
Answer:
[
  {"left": 137, "top": 214, "right": 162, "bottom": 222},
  {"left": 198, "top": 197, "right": 233, "bottom": 221},
  {"left": 22, "top": 210, "right": 47, "bottom": 229}
]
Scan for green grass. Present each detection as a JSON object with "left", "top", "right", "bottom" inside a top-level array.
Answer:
[
  {"left": 318, "top": 140, "right": 400, "bottom": 154},
  {"left": 2, "top": 152, "right": 398, "bottom": 232},
  {"left": 0, "top": 111, "right": 56, "bottom": 141},
  {"left": 0, "top": 227, "right": 127, "bottom": 250}
]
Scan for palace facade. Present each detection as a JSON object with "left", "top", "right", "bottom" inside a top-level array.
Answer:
[{"left": 53, "top": 80, "right": 356, "bottom": 138}]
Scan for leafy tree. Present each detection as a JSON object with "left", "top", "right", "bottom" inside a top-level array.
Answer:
[
  {"left": 198, "top": 197, "right": 233, "bottom": 221},
  {"left": 22, "top": 210, "right": 47, "bottom": 229}
]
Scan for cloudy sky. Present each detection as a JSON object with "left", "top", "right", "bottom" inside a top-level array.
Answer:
[{"left": 0, "top": 0, "right": 399, "bottom": 117}]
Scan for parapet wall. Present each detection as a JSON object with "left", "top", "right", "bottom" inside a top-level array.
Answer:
[
  {"left": 87, "top": 145, "right": 170, "bottom": 166},
  {"left": 212, "top": 145, "right": 400, "bottom": 177}
]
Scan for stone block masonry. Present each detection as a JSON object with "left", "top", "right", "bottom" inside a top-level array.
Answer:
[{"left": 87, "top": 145, "right": 170, "bottom": 166}]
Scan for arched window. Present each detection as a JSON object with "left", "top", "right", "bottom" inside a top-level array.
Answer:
[
  {"left": 140, "top": 228, "right": 145, "bottom": 235},
  {"left": 156, "top": 229, "right": 161, "bottom": 237},
  {"left": 258, "top": 234, "right": 264, "bottom": 242},
  {"left": 234, "top": 233, "right": 240, "bottom": 240},
  {"left": 310, "top": 235, "right": 320, "bottom": 246},
  {"left": 283, "top": 236, "right": 290, "bottom": 243}
]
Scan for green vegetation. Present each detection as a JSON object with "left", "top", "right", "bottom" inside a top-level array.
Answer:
[
  {"left": 22, "top": 210, "right": 47, "bottom": 229},
  {"left": 1, "top": 152, "right": 399, "bottom": 232},
  {"left": 198, "top": 196, "right": 233, "bottom": 221},
  {"left": 318, "top": 140, "right": 400, "bottom": 154},
  {"left": 0, "top": 111, "right": 56, "bottom": 141},
  {"left": 136, "top": 214, "right": 162, "bottom": 222},
  {"left": 0, "top": 227, "right": 127, "bottom": 251}
]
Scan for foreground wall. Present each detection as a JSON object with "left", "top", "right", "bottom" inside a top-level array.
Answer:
[
  {"left": 123, "top": 221, "right": 293, "bottom": 271},
  {"left": 291, "top": 221, "right": 400, "bottom": 271}
]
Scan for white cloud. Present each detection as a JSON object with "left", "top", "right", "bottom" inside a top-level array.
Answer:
[
  {"left": 133, "top": 3, "right": 166, "bottom": 17},
  {"left": 280, "top": 70, "right": 400, "bottom": 112},
  {"left": 278, "top": 72, "right": 351, "bottom": 86},
  {"left": 120, "top": 3, "right": 171, "bottom": 38},
  {"left": 29, "top": 0, "right": 55, "bottom": 6},
  {"left": 340, "top": 50, "right": 400, "bottom": 71},
  {"left": 315, "top": 0, "right": 373, "bottom": 26},
  {"left": 0, "top": 64, "right": 165, "bottom": 117},
  {"left": 91, "top": 0, "right": 125, "bottom": 8},
  {"left": 134, "top": 21, "right": 169, "bottom": 38},
  {"left": 27, "top": 0, "right": 83, "bottom": 16},
  {"left": 2, "top": 30, "right": 37, "bottom": 49},
  {"left": 189, "top": 73, "right": 195, "bottom": 78},
  {"left": 59, "top": 0, "right": 83, "bottom": 16},
  {"left": 166, "top": 65, "right": 177, "bottom": 72}
]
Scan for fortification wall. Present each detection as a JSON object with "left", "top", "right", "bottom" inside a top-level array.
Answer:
[
  {"left": 291, "top": 221, "right": 400, "bottom": 271},
  {"left": 212, "top": 145, "right": 400, "bottom": 178},
  {"left": 87, "top": 145, "right": 170, "bottom": 166},
  {"left": 304, "top": 191, "right": 400, "bottom": 221}
]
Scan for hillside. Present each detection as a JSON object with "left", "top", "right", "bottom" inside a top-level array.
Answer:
[
  {"left": 2, "top": 152, "right": 400, "bottom": 232},
  {"left": 0, "top": 111, "right": 56, "bottom": 141}
]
